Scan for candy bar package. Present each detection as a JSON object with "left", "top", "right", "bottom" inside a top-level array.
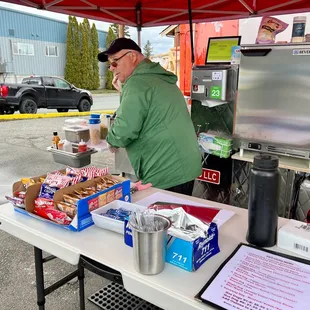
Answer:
[
  {"left": 66, "top": 166, "right": 109, "bottom": 181},
  {"left": 34, "top": 206, "right": 72, "bottom": 225},
  {"left": 101, "top": 208, "right": 132, "bottom": 221},
  {"left": 5, "top": 195, "right": 25, "bottom": 209},
  {"left": 256, "top": 16, "right": 288, "bottom": 44},
  {"left": 55, "top": 201, "right": 77, "bottom": 218}
]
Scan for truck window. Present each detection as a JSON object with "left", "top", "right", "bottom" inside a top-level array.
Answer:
[
  {"left": 53, "top": 78, "right": 71, "bottom": 89},
  {"left": 43, "top": 77, "right": 55, "bottom": 87},
  {"left": 28, "top": 77, "right": 42, "bottom": 85}
]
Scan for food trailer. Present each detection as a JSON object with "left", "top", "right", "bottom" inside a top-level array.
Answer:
[{"left": 191, "top": 36, "right": 310, "bottom": 221}]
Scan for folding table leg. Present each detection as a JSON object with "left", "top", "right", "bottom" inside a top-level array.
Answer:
[
  {"left": 78, "top": 262, "right": 86, "bottom": 310},
  {"left": 34, "top": 247, "right": 45, "bottom": 310}
]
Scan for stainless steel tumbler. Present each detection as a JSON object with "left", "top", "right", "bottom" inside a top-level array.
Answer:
[{"left": 129, "top": 214, "right": 171, "bottom": 275}]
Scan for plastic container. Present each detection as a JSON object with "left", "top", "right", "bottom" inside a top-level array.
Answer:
[
  {"left": 64, "top": 125, "right": 90, "bottom": 143},
  {"left": 291, "top": 16, "right": 307, "bottom": 43},
  {"left": 64, "top": 118, "right": 87, "bottom": 126},
  {"left": 198, "top": 132, "right": 233, "bottom": 158},
  {"left": 89, "top": 118, "right": 101, "bottom": 145},
  {"left": 63, "top": 140, "right": 73, "bottom": 153},
  {"left": 91, "top": 200, "right": 146, "bottom": 234},
  {"left": 100, "top": 114, "right": 111, "bottom": 140},
  {"left": 129, "top": 214, "right": 171, "bottom": 275},
  {"left": 100, "top": 124, "right": 108, "bottom": 140},
  {"left": 47, "top": 144, "right": 97, "bottom": 168},
  {"left": 78, "top": 139, "right": 87, "bottom": 152},
  {"left": 247, "top": 154, "right": 280, "bottom": 247}
]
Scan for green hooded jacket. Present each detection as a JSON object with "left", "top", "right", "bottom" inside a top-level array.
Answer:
[{"left": 107, "top": 60, "right": 202, "bottom": 189}]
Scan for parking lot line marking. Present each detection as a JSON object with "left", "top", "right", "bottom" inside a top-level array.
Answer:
[{"left": 0, "top": 110, "right": 116, "bottom": 121}]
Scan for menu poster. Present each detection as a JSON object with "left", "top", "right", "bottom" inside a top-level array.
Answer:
[{"left": 196, "top": 243, "right": 310, "bottom": 310}]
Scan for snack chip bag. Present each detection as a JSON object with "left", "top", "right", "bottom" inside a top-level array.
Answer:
[{"left": 256, "top": 16, "right": 288, "bottom": 44}]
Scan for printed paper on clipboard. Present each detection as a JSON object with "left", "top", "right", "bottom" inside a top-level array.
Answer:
[{"left": 196, "top": 243, "right": 310, "bottom": 310}]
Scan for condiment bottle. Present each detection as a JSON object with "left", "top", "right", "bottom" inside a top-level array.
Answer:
[
  {"left": 78, "top": 139, "right": 87, "bottom": 152},
  {"left": 52, "top": 131, "right": 60, "bottom": 149},
  {"left": 247, "top": 154, "right": 280, "bottom": 247},
  {"left": 58, "top": 140, "right": 64, "bottom": 150}
]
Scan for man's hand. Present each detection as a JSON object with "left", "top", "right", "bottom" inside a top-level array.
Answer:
[
  {"left": 112, "top": 75, "right": 121, "bottom": 92},
  {"left": 134, "top": 181, "right": 152, "bottom": 191}
]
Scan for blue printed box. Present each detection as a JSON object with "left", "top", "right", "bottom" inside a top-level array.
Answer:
[
  {"left": 14, "top": 175, "right": 131, "bottom": 232},
  {"left": 124, "top": 220, "right": 219, "bottom": 272}
]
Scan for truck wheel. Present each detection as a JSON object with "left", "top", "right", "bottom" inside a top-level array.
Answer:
[
  {"left": 78, "top": 99, "right": 91, "bottom": 112},
  {"left": 20, "top": 97, "right": 37, "bottom": 114},
  {"left": 57, "top": 108, "right": 69, "bottom": 113}
]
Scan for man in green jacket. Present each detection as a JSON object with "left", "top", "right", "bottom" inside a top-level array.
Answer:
[{"left": 98, "top": 38, "right": 202, "bottom": 195}]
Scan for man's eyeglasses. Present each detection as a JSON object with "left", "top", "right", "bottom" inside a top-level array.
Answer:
[{"left": 108, "top": 51, "right": 132, "bottom": 68}]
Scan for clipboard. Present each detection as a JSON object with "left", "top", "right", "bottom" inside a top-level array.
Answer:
[{"left": 195, "top": 243, "right": 310, "bottom": 310}]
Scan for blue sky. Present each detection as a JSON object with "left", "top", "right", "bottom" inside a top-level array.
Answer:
[{"left": 0, "top": 2, "right": 174, "bottom": 55}]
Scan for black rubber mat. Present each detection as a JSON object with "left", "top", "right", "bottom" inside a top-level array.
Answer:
[{"left": 88, "top": 282, "right": 162, "bottom": 310}]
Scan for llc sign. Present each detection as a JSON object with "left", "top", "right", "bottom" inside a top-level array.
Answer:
[{"left": 197, "top": 168, "right": 220, "bottom": 185}]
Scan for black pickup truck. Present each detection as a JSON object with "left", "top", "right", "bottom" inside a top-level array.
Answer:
[{"left": 0, "top": 76, "right": 93, "bottom": 114}]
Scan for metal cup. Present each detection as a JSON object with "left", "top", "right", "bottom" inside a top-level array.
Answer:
[{"left": 129, "top": 214, "right": 171, "bottom": 275}]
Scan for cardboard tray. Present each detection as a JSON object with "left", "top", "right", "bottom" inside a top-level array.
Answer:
[{"left": 13, "top": 175, "right": 131, "bottom": 232}]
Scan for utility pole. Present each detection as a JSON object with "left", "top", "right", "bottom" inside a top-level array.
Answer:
[{"left": 119, "top": 24, "right": 124, "bottom": 38}]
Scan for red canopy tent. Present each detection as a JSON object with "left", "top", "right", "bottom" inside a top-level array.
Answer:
[
  {"left": 4, "top": 0, "right": 310, "bottom": 27},
  {"left": 5, "top": 0, "right": 310, "bottom": 63}
]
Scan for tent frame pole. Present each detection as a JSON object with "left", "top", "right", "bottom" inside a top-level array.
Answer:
[
  {"left": 187, "top": 0, "right": 195, "bottom": 65},
  {"left": 136, "top": 2, "right": 142, "bottom": 47}
]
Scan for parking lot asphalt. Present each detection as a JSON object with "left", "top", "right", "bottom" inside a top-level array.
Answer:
[{"left": 0, "top": 117, "right": 116, "bottom": 310}]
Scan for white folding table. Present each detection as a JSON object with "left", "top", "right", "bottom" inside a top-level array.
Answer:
[{"left": 0, "top": 188, "right": 295, "bottom": 310}]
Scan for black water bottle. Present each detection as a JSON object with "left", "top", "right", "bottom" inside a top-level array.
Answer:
[{"left": 247, "top": 154, "right": 280, "bottom": 247}]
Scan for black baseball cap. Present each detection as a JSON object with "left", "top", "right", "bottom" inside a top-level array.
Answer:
[{"left": 98, "top": 38, "right": 141, "bottom": 62}]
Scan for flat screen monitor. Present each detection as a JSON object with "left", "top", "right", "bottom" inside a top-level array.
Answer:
[{"left": 205, "top": 36, "right": 241, "bottom": 64}]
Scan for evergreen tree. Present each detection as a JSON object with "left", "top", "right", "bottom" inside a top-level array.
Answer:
[
  {"left": 105, "top": 27, "right": 117, "bottom": 90},
  {"left": 90, "top": 24, "right": 100, "bottom": 90},
  {"left": 143, "top": 40, "right": 153, "bottom": 58},
  {"left": 111, "top": 23, "right": 131, "bottom": 38},
  {"left": 64, "top": 16, "right": 82, "bottom": 87},
  {"left": 71, "top": 16, "right": 81, "bottom": 87},
  {"left": 80, "top": 18, "right": 92, "bottom": 89},
  {"left": 65, "top": 16, "right": 102, "bottom": 89},
  {"left": 64, "top": 16, "right": 74, "bottom": 83}
]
